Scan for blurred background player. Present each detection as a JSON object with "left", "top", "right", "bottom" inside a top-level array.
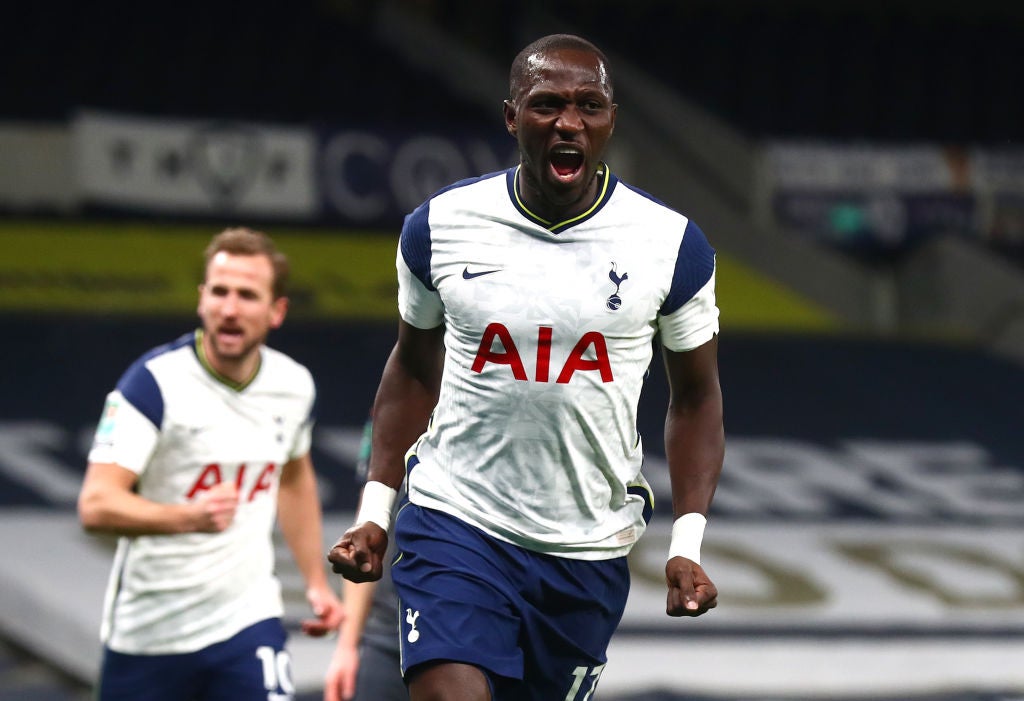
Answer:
[
  {"left": 324, "top": 417, "right": 407, "bottom": 701},
  {"left": 77, "top": 227, "right": 345, "bottom": 701},
  {"left": 329, "top": 33, "right": 724, "bottom": 701}
]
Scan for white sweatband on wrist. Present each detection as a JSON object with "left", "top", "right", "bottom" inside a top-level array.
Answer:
[
  {"left": 355, "top": 481, "right": 397, "bottom": 532},
  {"left": 668, "top": 513, "right": 707, "bottom": 564}
]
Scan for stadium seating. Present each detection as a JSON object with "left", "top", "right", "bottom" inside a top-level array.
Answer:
[
  {"left": 543, "top": 2, "right": 1024, "bottom": 145},
  {"left": 1, "top": 1, "right": 495, "bottom": 127},
  {"left": 6, "top": 2, "right": 1022, "bottom": 142}
]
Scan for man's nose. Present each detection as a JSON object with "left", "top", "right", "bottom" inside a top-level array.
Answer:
[
  {"left": 221, "top": 293, "right": 240, "bottom": 315},
  {"left": 555, "top": 106, "right": 584, "bottom": 134}
]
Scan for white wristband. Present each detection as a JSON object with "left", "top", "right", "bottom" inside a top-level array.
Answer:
[
  {"left": 355, "top": 481, "right": 397, "bottom": 532},
  {"left": 668, "top": 513, "right": 707, "bottom": 564}
]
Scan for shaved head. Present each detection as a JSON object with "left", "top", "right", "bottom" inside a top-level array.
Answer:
[{"left": 509, "top": 34, "right": 613, "bottom": 101}]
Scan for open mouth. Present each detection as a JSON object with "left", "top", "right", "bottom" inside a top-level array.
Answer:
[{"left": 550, "top": 147, "right": 584, "bottom": 179}]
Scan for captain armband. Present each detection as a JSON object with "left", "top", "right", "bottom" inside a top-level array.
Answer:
[
  {"left": 668, "top": 513, "right": 707, "bottom": 565},
  {"left": 355, "top": 481, "right": 398, "bottom": 532}
]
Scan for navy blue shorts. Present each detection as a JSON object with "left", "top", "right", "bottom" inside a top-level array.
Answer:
[
  {"left": 391, "top": 503, "right": 629, "bottom": 701},
  {"left": 97, "top": 618, "right": 292, "bottom": 701}
]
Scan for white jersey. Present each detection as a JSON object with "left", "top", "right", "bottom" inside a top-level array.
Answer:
[
  {"left": 398, "top": 165, "right": 719, "bottom": 560},
  {"left": 87, "top": 330, "right": 315, "bottom": 654}
]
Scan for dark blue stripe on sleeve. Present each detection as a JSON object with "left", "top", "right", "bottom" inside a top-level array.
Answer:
[
  {"left": 400, "top": 203, "right": 435, "bottom": 292},
  {"left": 660, "top": 220, "right": 716, "bottom": 316},
  {"left": 116, "top": 359, "right": 164, "bottom": 429}
]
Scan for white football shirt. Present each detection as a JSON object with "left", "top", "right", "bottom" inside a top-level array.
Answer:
[
  {"left": 397, "top": 165, "right": 719, "bottom": 560},
  {"left": 87, "top": 330, "right": 315, "bottom": 654}
]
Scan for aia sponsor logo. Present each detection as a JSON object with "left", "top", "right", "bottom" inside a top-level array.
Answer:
[
  {"left": 472, "top": 323, "right": 612, "bottom": 383},
  {"left": 186, "top": 462, "right": 277, "bottom": 502}
]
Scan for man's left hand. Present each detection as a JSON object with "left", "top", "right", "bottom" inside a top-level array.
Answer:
[{"left": 666, "top": 557, "right": 718, "bottom": 617}]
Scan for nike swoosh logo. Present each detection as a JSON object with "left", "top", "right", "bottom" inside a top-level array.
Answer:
[{"left": 462, "top": 266, "right": 502, "bottom": 280}]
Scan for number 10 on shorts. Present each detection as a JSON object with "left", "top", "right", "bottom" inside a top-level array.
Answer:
[{"left": 255, "top": 646, "right": 294, "bottom": 698}]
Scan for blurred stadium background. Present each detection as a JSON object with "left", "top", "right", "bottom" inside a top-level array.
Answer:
[{"left": 2, "top": 1, "right": 1023, "bottom": 699}]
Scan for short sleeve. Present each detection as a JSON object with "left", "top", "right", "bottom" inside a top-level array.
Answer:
[
  {"left": 657, "top": 220, "right": 720, "bottom": 351},
  {"left": 289, "top": 421, "right": 314, "bottom": 460},
  {"left": 657, "top": 270, "right": 720, "bottom": 352},
  {"left": 397, "top": 206, "right": 444, "bottom": 328},
  {"left": 290, "top": 388, "right": 315, "bottom": 460},
  {"left": 87, "top": 390, "right": 160, "bottom": 473}
]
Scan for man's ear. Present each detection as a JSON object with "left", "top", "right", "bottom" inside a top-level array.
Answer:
[
  {"left": 269, "top": 296, "right": 288, "bottom": 329},
  {"left": 503, "top": 99, "right": 517, "bottom": 137}
]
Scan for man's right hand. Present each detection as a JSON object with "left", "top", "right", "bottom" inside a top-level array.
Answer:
[
  {"left": 192, "top": 481, "right": 239, "bottom": 532},
  {"left": 327, "top": 522, "right": 388, "bottom": 582}
]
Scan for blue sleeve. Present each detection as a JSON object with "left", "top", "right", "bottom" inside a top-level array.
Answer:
[
  {"left": 660, "top": 220, "right": 716, "bottom": 316},
  {"left": 115, "top": 359, "right": 163, "bottom": 429},
  {"left": 400, "top": 202, "right": 435, "bottom": 292}
]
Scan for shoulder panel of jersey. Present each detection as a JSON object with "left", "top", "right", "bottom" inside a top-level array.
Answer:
[
  {"left": 660, "top": 219, "right": 716, "bottom": 316},
  {"left": 614, "top": 182, "right": 716, "bottom": 316},
  {"left": 115, "top": 331, "right": 195, "bottom": 429},
  {"left": 257, "top": 344, "right": 317, "bottom": 421},
  {"left": 400, "top": 169, "right": 511, "bottom": 291}
]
